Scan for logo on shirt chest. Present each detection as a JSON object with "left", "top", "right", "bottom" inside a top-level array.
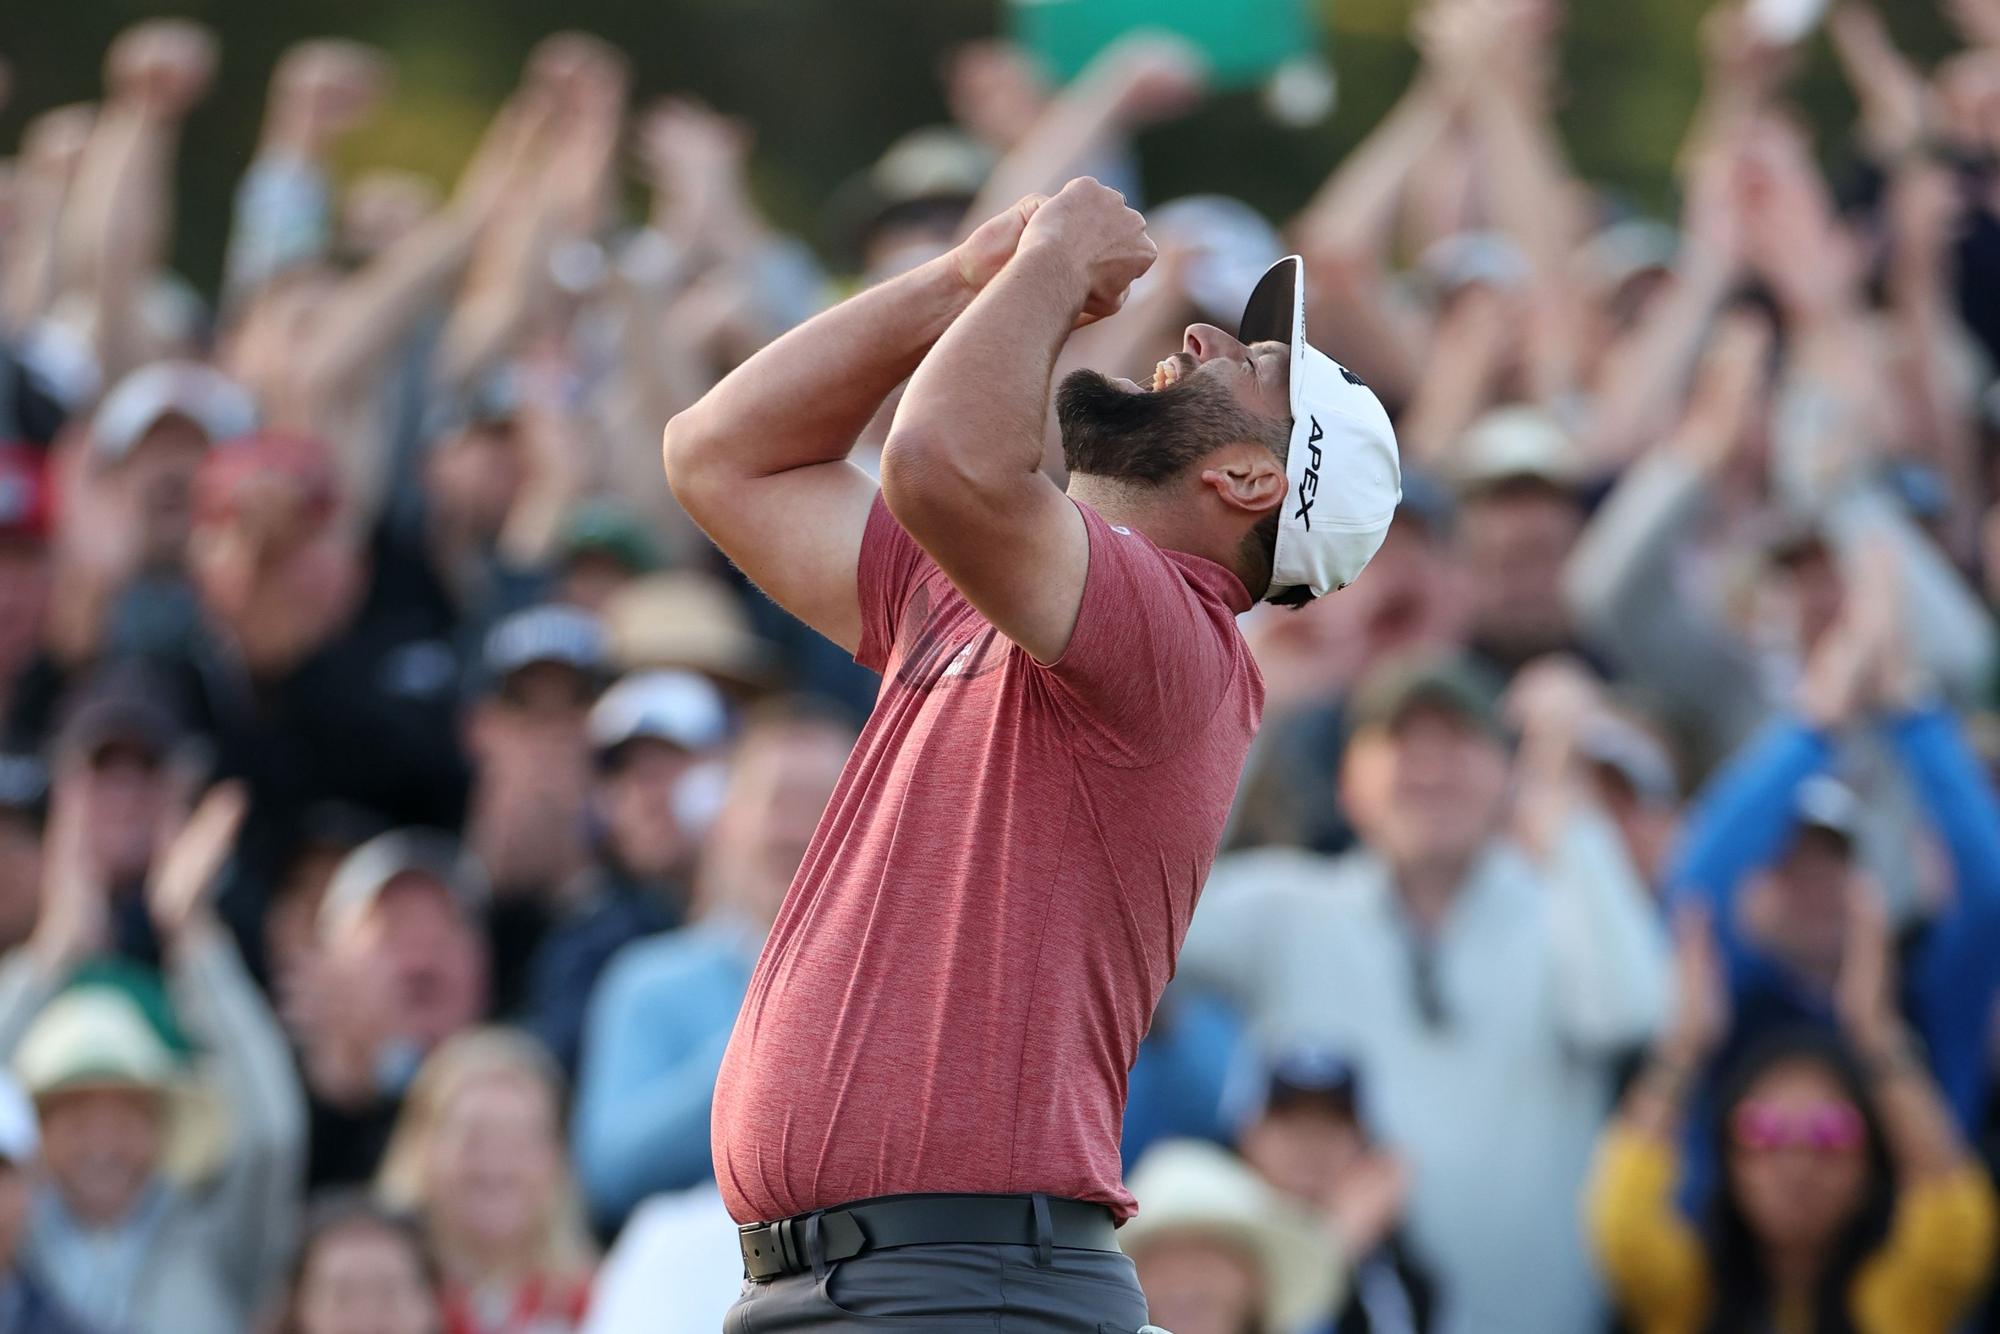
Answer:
[{"left": 894, "top": 586, "right": 1005, "bottom": 692}]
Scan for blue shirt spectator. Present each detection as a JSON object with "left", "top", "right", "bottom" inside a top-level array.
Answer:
[{"left": 1667, "top": 703, "right": 2000, "bottom": 1132}]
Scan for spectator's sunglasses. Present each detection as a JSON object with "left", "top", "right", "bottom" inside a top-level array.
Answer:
[{"left": 1729, "top": 1100, "right": 1865, "bottom": 1156}]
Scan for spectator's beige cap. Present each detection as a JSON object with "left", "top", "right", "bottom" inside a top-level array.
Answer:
[
  {"left": 1120, "top": 1138, "right": 1345, "bottom": 1330},
  {"left": 14, "top": 987, "right": 223, "bottom": 1182},
  {"left": 1450, "top": 405, "right": 1588, "bottom": 494},
  {"left": 602, "top": 572, "right": 778, "bottom": 691}
]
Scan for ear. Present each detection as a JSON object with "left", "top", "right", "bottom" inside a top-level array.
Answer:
[{"left": 1197, "top": 443, "right": 1287, "bottom": 517}]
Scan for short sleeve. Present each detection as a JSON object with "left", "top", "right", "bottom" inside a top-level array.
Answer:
[
  {"left": 1042, "top": 501, "right": 1251, "bottom": 766},
  {"left": 854, "top": 495, "right": 935, "bottom": 674}
]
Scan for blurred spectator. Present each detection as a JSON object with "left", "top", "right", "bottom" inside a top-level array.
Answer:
[
  {"left": 173, "top": 427, "right": 469, "bottom": 946},
  {"left": 1228, "top": 473, "right": 1464, "bottom": 855},
  {"left": 1589, "top": 896, "right": 1998, "bottom": 1332},
  {"left": 38, "top": 665, "right": 183, "bottom": 965},
  {"left": 1120, "top": 987, "right": 1245, "bottom": 1172},
  {"left": 0, "top": 1070, "right": 99, "bottom": 1333},
  {"left": 0, "top": 756, "right": 45, "bottom": 957},
  {"left": 1180, "top": 654, "right": 1668, "bottom": 1334},
  {"left": 374, "top": 1029, "right": 594, "bottom": 1334},
  {"left": 463, "top": 605, "right": 608, "bottom": 1013},
  {"left": 599, "top": 572, "right": 777, "bottom": 698},
  {"left": 547, "top": 503, "right": 659, "bottom": 615},
  {"left": 0, "top": 446, "right": 51, "bottom": 727},
  {"left": 574, "top": 1183, "right": 739, "bottom": 1334},
  {"left": 1231, "top": 1045, "right": 1435, "bottom": 1334},
  {"left": 0, "top": 784, "right": 304, "bottom": 1334},
  {"left": 1447, "top": 408, "right": 1594, "bottom": 681},
  {"left": 1667, "top": 549, "right": 2000, "bottom": 1135},
  {"left": 273, "top": 1193, "right": 443, "bottom": 1334},
  {"left": 263, "top": 805, "right": 385, "bottom": 1053},
  {"left": 513, "top": 669, "right": 729, "bottom": 1074},
  {"left": 300, "top": 830, "right": 489, "bottom": 1188},
  {"left": 1121, "top": 1138, "right": 1343, "bottom": 1334},
  {"left": 572, "top": 702, "right": 853, "bottom": 1227}
]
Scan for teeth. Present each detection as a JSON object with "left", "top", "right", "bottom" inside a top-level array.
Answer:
[{"left": 1153, "top": 360, "right": 1178, "bottom": 392}]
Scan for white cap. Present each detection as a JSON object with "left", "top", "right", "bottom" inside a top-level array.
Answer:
[
  {"left": 0, "top": 1070, "right": 37, "bottom": 1163},
  {"left": 589, "top": 670, "right": 730, "bottom": 757},
  {"left": 91, "top": 361, "right": 256, "bottom": 462},
  {"left": 1238, "top": 256, "right": 1401, "bottom": 601}
]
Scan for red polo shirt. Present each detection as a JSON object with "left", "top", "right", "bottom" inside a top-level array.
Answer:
[{"left": 712, "top": 496, "right": 1262, "bottom": 1222}]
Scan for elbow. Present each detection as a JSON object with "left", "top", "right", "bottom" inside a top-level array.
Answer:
[
  {"left": 661, "top": 409, "right": 717, "bottom": 512},
  {"left": 879, "top": 422, "right": 1020, "bottom": 538},
  {"left": 878, "top": 428, "right": 966, "bottom": 534}
]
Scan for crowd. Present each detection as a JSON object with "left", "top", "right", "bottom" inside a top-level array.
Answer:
[{"left": 0, "top": 0, "right": 1997, "bottom": 1330}]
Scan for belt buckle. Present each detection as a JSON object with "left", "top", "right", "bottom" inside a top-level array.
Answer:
[{"left": 739, "top": 1221, "right": 788, "bottom": 1282}]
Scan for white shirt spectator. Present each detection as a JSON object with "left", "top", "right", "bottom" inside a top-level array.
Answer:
[{"left": 1178, "top": 810, "right": 1668, "bottom": 1334}]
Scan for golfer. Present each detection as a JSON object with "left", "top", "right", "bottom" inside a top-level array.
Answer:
[{"left": 664, "top": 177, "right": 1400, "bottom": 1331}]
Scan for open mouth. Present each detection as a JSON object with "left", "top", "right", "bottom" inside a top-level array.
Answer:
[{"left": 1148, "top": 353, "right": 1197, "bottom": 393}]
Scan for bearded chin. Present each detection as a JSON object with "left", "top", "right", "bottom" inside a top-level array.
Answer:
[{"left": 1055, "top": 369, "right": 1211, "bottom": 485}]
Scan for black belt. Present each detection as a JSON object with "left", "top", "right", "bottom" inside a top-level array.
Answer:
[{"left": 738, "top": 1193, "right": 1119, "bottom": 1282}]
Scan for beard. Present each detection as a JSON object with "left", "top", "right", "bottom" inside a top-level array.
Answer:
[{"left": 1056, "top": 367, "right": 1260, "bottom": 485}]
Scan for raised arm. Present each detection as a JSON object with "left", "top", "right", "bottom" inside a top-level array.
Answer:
[
  {"left": 960, "top": 35, "right": 1203, "bottom": 233},
  {"left": 882, "top": 178, "right": 1154, "bottom": 662},
  {"left": 1505, "top": 661, "right": 1670, "bottom": 1051},
  {"left": 1, "top": 105, "right": 95, "bottom": 336},
  {"left": 60, "top": 20, "right": 214, "bottom": 385},
  {"left": 152, "top": 786, "right": 306, "bottom": 1310},
  {"left": 222, "top": 40, "right": 388, "bottom": 301},
  {"left": 663, "top": 197, "right": 1046, "bottom": 651}
]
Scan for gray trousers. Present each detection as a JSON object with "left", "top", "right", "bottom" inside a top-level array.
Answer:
[{"left": 722, "top": 1242, "right": 1151, "bottom": 1332}]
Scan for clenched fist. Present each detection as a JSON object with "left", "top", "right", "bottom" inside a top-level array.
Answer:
[
  {"left": 106, "top": 19, "right": 217, "bottom": 119},
  {"left": 1018, "top": 177, "right": 1157, "bottom": 321}
]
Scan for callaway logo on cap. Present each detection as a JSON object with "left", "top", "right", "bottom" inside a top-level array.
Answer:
[{"left": 1237, "top": 256, "right": 1401, "bottom": 601}]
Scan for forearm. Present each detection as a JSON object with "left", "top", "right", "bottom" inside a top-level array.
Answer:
[
  {"left": 886, "top": 245, "right": 1080, "bottom": 497},
  {"left": 1292, "top": 76, "right": 1455, "bottom": 261},
  {"left": 64, "top": 103, "right": 174, "bottom": 381},
  {"left": 1884, "top": 707, "right": 2000, "bottom": 899},
  {"left": 295, "top": 203, "right": 482, "bottom": 413},
  {"left": 1863, "top": 1035, "right": 1969, "bottom": 1180},
  {"left": 962, "top": 74, "right": 1127, "bottom": 235},
  {"left": 166, "top": 921, "right": 307, "bottom": 1155},
  {"left": 1545, "top": 808, "right": 1670, "bottom": 1051},
  {"left": 2, "top": 168, "right": 71, "bottom": 333},
  {"left": 667, "top": 254, "right": 975, "bottom": 489},
  {"left": 1667, "top": 718, "right": 1834, "bottom": 916},
  {"left": 1467, "top": 83, "right": 1575, "bottom": 281},
  {"left": 1583, "top": 257, "right": 1735, "bottom": 467}
]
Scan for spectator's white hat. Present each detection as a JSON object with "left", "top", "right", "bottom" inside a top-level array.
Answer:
[
  {"left": 1450, "top": 405, "right": 1588, "bottom": 494},
  {"left": 0, "top": 1071, "right": 38, "bottom": 1164},
  {"left": 1238, "top": 256, "right": 1401, "bottom": 601},
  {"left": 90, "top": 361, "right": 256, "bottom": 462},
  {"left": 14, "top": 987, "right": 223, "bottom": 1182},
  {"left": 589, "top": 670, "right": 730, "bottom": 759},
  {"left": 1121, "top": 1138, "right": 1345, "bottom": 1330},
  {"left": 319, "top": 828, "right": 488, "bottom": 941}
]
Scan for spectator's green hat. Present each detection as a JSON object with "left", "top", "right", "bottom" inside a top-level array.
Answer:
[
  {"left": 560, "top": 501, "right": 661, "bottom": 575},
  {"left": 1348, "top": 653, "right": 1505, "bottom": 740}
]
